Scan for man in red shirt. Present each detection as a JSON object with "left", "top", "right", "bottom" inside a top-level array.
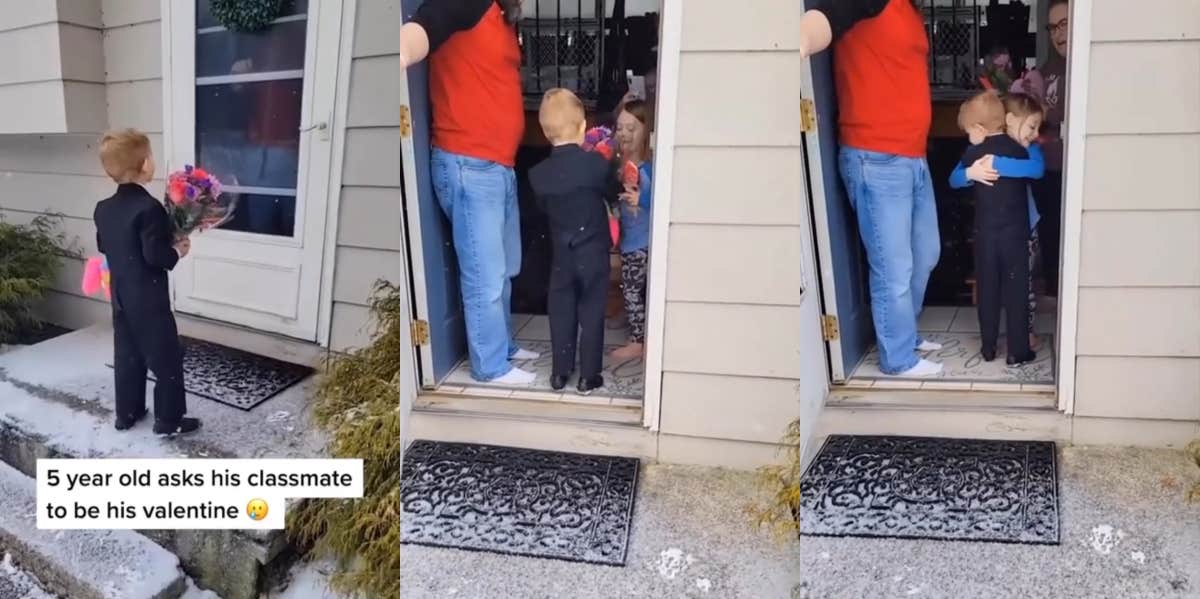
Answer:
[
  {"left": 800, "top": 0, "right": 945, "bottom": 377},
  {"left": 401, "top": 0, "right": 540, "bottom": 385}
]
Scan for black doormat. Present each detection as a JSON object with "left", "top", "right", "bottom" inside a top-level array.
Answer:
[
  {"left": 400, "top": 440, "right": 640, "bottom": 566},
  {"left": 799, "top": 435, "right": 1059, "bottom": 545},
  {"left": 107, "top": 337, "right": 313, "bottom": 411}
]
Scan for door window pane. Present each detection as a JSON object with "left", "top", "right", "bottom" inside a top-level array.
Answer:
[
  {"left": 194, "top": 4, "right": 307, "bottom": 238},
  {"left": 196, "top": 19, "right": 308, "bottom": 78}
]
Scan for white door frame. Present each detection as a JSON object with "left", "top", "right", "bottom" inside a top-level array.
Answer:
[
  {"left": 639, "top": 0, "right": 681, "bottom": 432},
  {"left": 802, "top": 20, "right": 1089, "bottom": 411},
  {"left": 1055, "top": 0, "right": 1092, "bottom": 414},
  {"left": 315, "top": 0, "right": 358, "bottom": 348},
  {"left": 397, "top": 71, "right": 439, "bottom": 388},
  {"left": 797, "top": 57, "right": 847, "bottom": 382},
  {"left": 160, "top": 0, "right": 341, "bottom": 342}
]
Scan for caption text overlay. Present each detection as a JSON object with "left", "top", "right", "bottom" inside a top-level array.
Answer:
[{"left": 36, "top": 459, "right": 363, "bottom": 530}]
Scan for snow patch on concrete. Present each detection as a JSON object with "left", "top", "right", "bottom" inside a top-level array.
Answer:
[
  {"left": 0, "top": 462, "right": 182, "bottom": 599},
  {"left": 654, "top": 548, "right": 695, "bottom": 580},
  {"left": 1086, "top": 525, "right": 1126, "bottom": 555}
]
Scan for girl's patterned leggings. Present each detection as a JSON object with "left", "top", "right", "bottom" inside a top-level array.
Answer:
[{"left": 620, "top": 248, "right": 649, "bottom": 344}]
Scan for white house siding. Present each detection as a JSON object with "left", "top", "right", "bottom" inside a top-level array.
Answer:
[
  {"left": 0, "top": 0, "right": 161, "bottom": 330},
  {"left": 1071, "top": 0, "right": 1200, "bottom": 446},
  {"left": 329, "top": 0, "right": 402, "bottom": 352},
  {"left": 656, "top": 1, "right": 828, "bottom": 468}
]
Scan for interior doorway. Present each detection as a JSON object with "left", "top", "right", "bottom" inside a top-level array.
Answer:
[
  {"left": 806, "top": 0, "right": 1072, "bottom": 394},
  {"left": 401, "top": 0, "right": 665, "bottom": 407}
]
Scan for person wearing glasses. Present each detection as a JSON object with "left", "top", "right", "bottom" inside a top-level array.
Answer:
[{"left": 1032, "top": 0, "right": 1069, "bottom": 300}]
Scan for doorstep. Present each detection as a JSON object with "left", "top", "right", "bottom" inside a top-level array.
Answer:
[
  {"left": 0, "top": 460, "right": 187, "bottom": 599},
  {"left": 0, "top": 325, "right": 326, "bottom": 599}
]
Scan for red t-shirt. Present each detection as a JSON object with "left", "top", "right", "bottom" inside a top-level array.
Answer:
[
  {"left": 832, "top": 0, "right": 931, "bottom": 158},
  {"left": 426, "top": 2, "right": 524, "bottom": 167}
]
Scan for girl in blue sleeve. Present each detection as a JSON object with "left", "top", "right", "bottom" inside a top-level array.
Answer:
[{"left": 951, "top": 93, "right": 1047, "bottom": 352}]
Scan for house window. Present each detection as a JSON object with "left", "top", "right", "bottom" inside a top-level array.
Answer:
[{"left": 193, "top": 0, "right": 309, "bottom": 237}]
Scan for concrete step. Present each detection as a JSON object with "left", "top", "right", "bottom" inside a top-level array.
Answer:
[
  {"left": 0, "top": 326, "right": 324, "bottom": 599},
  {"left": 0, "top": 461, "right": 186, "bottom": 599}
]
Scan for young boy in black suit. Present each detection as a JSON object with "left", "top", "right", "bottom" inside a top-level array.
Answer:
[
  {"left": 528, "top": 89, "right": 616, "bottom": 395},
  {"left": 94, "top": 129, "right": 201, "bottom": 435},
  {"left": 955, "top": 92, "right": 1037, "bottom": 366}
]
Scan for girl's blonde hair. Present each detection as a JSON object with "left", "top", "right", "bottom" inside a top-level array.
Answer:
[
  {"left": 619, "top": 99, "right": 653, "bottom": 160},
  {"left": 1002, "top": 92, "right": 1044, "bottom": 119}
]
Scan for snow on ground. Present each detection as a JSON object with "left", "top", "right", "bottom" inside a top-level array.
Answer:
[{"left": 0, "top": 553, "right": 57, "bottom": 599}]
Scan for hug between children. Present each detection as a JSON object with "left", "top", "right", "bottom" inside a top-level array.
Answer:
[
  {"left": 528, "top": 89, "right": 653, "bottom": 395},
  {"left": 951, "top": 90, "right": 1046, "bottom": 366}
]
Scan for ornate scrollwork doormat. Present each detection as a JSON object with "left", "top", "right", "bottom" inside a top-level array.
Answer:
[
  {"left": 106, "top": 337, "right": 313, "bottom": 411},
  {"left": 400, "top": 440, "right": 640, "bottom": 566},
  {"left": 798, "top": 435, "right": 1060, "bottom": 545}
]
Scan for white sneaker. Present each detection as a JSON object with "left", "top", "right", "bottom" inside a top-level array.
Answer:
[
  {"left": 895, "top": 359, "right": 943, "bottom": 378},
  {"left": 511, "top": 348, "right": 540, "bottom": 361},
  {"left": 490, "top": 367, "right": 536, "bottom": 385},
  {"left": 917, "top": 339, "right": 943, "bottom": 352}
]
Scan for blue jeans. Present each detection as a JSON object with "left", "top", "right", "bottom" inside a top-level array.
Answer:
[
  {"left": 838, "top": 147, "right": 941, "bottom": 374},
  {"left": 431, "top": 148, "right": 522, "bottom": 381}
]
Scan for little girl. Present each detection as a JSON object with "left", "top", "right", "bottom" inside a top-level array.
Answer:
[
  {"left": 610, "top": 100, "right": 653, "bottom": 360},
  {"left": 950, "top": 92, "right": 1046, "bottom": 352}
]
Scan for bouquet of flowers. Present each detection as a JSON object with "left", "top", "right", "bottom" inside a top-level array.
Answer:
[
  {"left": 81, "top": 256, "right": 111, "bottom": 300},
  {"left": 583, "top": 125, "right": 615, "bottom": 160},
  {"left": 979, "top": 49, "right": 1014, "bottom": 92},
  {"left": 581, "top": 126, "right": 621, "bottom": 247},
  {"left": 164, "top": 165, "right": 235, "bottom": 238}
]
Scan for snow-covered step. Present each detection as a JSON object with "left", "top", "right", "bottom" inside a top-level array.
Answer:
[{"left": 0, "top": 461, "right": 186, "bottom": 599}]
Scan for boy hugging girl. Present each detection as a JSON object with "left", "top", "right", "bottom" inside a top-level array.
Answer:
[
  {"left": 528, "top": 89, "right": 653, "bottom": 395},
  {"left": 952, "top": 91, "right": 1045, "bottom": 366}
]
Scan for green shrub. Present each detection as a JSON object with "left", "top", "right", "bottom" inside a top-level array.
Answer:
[
  {"left": 288, "top": 280, "right": 401, "bottom": 598},
  {"left": 0, "top": 214, "right": 71, "bottom": 344},
  {"left": 748, "top": 419, "right": 804, "bottom": 541}
]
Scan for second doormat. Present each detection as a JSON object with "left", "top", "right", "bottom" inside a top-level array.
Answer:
[
  {"left": 400, "top": 440, "right": 640, "bottom": 566},
  {"left": 799, "top": 435, "right": 1059, "bottom": 545},
  {"left": 107, "top": 337, "right": 313, "bottom": 411}
]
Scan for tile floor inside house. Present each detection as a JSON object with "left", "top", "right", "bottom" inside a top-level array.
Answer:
[
  {"left": 847, "top": 305, "right": 1058, "bottom": 391},
  {"left": 440, "top": 314, "right": 645, "bottom": 404}
]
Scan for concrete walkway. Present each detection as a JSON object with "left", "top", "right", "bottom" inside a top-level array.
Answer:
[
  {"left": 798, "top": 446, "right": 1200, "bottom": 599},
  {"left": 401, "top": 447, "right": 1198, "bottom": 599},
  {"left": 400, "top": 464, "right": 803, "bottom": 599}
]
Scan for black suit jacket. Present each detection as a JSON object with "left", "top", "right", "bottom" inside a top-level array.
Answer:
[
  {"left": 528, "top": 144, "right": 618, "bottom": 250},
  {"left": 93, "top": 183, "right": 179, "bottom": 313}
]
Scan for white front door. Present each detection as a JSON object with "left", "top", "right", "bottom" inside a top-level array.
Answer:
[{"left": 162, "top": 0, "right": 342, "bottom": 341}]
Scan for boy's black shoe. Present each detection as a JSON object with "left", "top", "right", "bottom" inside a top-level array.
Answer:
[
  {"left": 153, "top": 417, "right": 202, "bottom": 437},
  {"left": 981, "top": 347, "right": 997, "bottom": 362},
  {"left": 114, "top": 408, "right": 148, "bottom": 431},
  {"left": 550, "top": 375, "right": 570, "bottom": 391},
  {"left": 1007, "top": 351, "right": 1037, "bottom": 367},
  {"left": 576, "top": 375, "right": 604, "bottom": 396}
]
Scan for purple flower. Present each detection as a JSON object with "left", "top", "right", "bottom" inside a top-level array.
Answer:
[
  {"left": 185, "top": 185, "right": 197, "bottom": 199},
  {"left": 184, "top": 164, "right": 194, "bottom": 173}
]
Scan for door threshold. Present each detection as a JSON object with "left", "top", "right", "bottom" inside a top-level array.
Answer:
[
  {"left": 174, "top": 313, "right": 328, "bottom": 367},
  {"left": 828, "top": 386, "right": 1059, "bottom": 412},
  {"left": 839, "top": 378, "right": 1055, "bottom": 395},
  {"left": 415, "top": 390, "right": 644, "bottom": 427}
]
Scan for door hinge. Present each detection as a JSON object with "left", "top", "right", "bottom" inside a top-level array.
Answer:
[
  {"left": 821, "top": 314, "right": 840, "bottom": 341},
  {"left": 800, "top": 98, "right": 817, "bottom": 133},
  {"left": 400, "top": 105, "right": 412, "bottom": 138},
  {"left": 410, "top": 319, "right": 429, "bottom": 345}
]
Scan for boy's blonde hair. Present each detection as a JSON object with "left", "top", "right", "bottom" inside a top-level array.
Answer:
[
  {"left": 1002, "top": 92, "right": 1044, "bottom": 119},
  {"left": 538, "top": 88, "right": 585, "bottom": 143},
  {"left": 957, "top": 90, "right": 1005, "bottom": 133},
  {"left": 99, "top": 128, "right": 151, "bottom": 183}
]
